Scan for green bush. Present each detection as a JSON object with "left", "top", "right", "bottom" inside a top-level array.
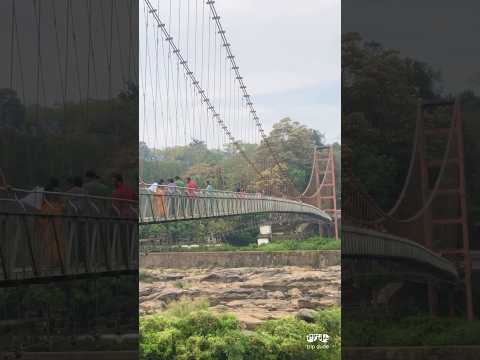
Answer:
[
  {"left": 257, "top": 317, "right": 340, "bottom": 360},
  {"left": 140, "top": 304, "right": 341, "bottom": 360},
  {"left": 157, "top": 236, "right": 341, "bottom": 253},
  {"left": 343, "top": 315, "right": 480, "bottom": 346},
  {"left": 314, "top": 307, "right": 341, "bottom": 336}
]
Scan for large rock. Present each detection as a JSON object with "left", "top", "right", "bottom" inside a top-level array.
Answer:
[
  {"left": 296, "top": 308, "right": 318, "bottom": 323},
  {"left": 201, "top": 272, "right": 245, "bottom": 283},
  {"left": 155, "top": 288, "right": 184, "bottom": 302}
]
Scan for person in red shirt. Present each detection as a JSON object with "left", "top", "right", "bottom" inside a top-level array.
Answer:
[
  {"left": 112, "top": 173, "right": 137, "bottom": 217},
  {"left": 185, "top": 177, "right": 198, "bottom": 216},
  {"left": 186, "top": 177, "right": 198, "bottom": 196}
]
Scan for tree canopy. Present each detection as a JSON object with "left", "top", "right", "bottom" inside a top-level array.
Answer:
[{"left": 140, "top": 117, "right": 339, "bottom": 199}]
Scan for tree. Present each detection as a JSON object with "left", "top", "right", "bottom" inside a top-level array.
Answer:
[
  {"left": 0, "top": 88, "right": 26, "bottom": 131},
  {"left": 254, "top": 118, "right": 323, "bottom": 191},
  {"left": 342, "top": 32, "right": 442, "bottom": 208}
]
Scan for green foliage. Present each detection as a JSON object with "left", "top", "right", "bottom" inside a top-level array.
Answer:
[
  {"left": 256, "top": 317, "right": 340, "bottom": 360},
  {"left": 163, "top": 298, "right": 210, "bottom": 318},
  {"left": 253, "top": 118, "right": 330, "bottom": 192},
  {"left": 343, "top": 315, "right": 480, "bottom": 346},
  {"left": 140, "top": 303, "right": 341, "bottom": 360},
  {"left": 342, "top": 32, "right": 440, "bottom": 208},
  {"left": 253, "top": 237, "right": 340, "bottom": 251},
  {"left": 0, "top": 84, "right": 138, "bottom": 188},
  {"left": 140, "top": 117, "right": 340, "bottom": 197},
  {"left": 141, "top": 218, "right": 238, "bottom": 243},
  {"left": 314, "top": 307, "right": 341, "bottom": 336},
  {"left": 154, "top": 236, "right": 340, "bottom": 252}
]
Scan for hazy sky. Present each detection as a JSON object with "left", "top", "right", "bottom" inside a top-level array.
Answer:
[
  {"left": 213, "top": 0, "right": 341, "bottom": 142},
  {"left": 140, "top": 0, "right": 340, "bottom": 147},
  {"left": 342, "top": 0, "right": 480, "bottom": 95}
]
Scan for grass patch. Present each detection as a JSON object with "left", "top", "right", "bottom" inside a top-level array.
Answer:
[
  {"left": 140, "top": 301, "right": 341, "bottom": 359},
  {"left": 163, "top": 297, "right": 209, "bottom": 318}
]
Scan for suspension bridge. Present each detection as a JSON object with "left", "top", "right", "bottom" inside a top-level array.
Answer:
[
  {"left": 139, "top": 0, "right": 338, "bottom": 235},
  {"left": 0, "top": 188, "right": 138, "bottom": 285},
  {"left": 343, "top": 99, "right": 474, "bottom": 319},
  {"left": 0, "top": 1, "right": 139, "bottom": 353},
  {"left": 1, "top": 0, "right": 138, "bottom": 286},
  {"left": 138, "top": 146, "right": 336, "bottom": 224}
]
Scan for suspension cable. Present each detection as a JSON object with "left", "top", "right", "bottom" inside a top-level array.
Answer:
[
  {"left": 206, "top": 1, "right": 300, "bottom": 194},
  {"left": 144, "top": 0, "right": 264, "bottom": 176}
]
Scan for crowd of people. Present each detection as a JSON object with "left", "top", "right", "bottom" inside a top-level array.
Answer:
[
  {"left": 141, "top": 176, "right": 255, "bottom": 197},
  {"left": 139, "top": 175, "right": 268, "bottom": 219},
  {"left": 42, "top": 171, "right": 136, "bottom": 200},
  {"left": 0, "top": 170, "right": 137, "bottom": 269},
  {"left": 1, "top": 170, "right": 137, "bottom": 217}
]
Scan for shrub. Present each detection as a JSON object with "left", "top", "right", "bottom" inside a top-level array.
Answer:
[
  {"left": 140, "top": 304, "right": 341, "bottom": 360},
  {"left": 342, "top": 314, "right": 480, "bottom": 346}
]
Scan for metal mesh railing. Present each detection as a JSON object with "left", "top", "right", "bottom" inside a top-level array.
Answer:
[
  {"left": 0, "top": 188, "right": 138, "bottom": 282},
  {"left": 343, "top": 226, "right": 458, "bottom": 278},
  {"left": 138, "top": 186, "right": 331, "bottom": 224}
]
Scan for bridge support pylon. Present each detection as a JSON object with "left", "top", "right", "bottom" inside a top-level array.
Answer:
[
  {"left": 314, "top": 146, "right": 339, "bottom": 241},
  {"left": 418, "top": 99, "right": 474, "bottom": 320}
]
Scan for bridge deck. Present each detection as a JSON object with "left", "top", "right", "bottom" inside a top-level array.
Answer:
[
  {"left": 139, "top": 187, "right": 331, "bottom": 224},
  {"left": 343, "top": 226, "right": 458, "bottom": 279}
]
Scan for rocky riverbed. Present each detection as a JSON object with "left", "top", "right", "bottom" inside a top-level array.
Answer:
[{"left": 139, "top": 266, "right": 340, "bottom": 329}]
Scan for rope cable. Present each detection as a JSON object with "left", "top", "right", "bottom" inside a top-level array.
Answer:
[
  {"left": 144, "top": 0, "right": 264, "bottom": 176},
  {"left": 348, "top": 103, "right": 458, "bottom": 225},
  {"left": 9, "top": 0, "right": 16, "bottom": 90},
  {"left": 207, "top": 1, "right": 299, "bottom": 195}
]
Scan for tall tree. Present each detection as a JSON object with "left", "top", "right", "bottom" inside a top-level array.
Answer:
[{"left": 254, "top": 117, "right": 324, "bottom": 191}]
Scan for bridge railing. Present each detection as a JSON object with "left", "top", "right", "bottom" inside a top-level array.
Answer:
[
  {"left": 0, "top": 188, "right": 138, "bottom": 282},
  {"left": 139, "top": 185, "right": 331, "bottom": 223},
  {"left": 343, "top": 226, "right": 458, "bottom": 279}
]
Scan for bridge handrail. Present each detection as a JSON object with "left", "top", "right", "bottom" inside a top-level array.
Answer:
[
  {"left": 0, "top": 186, "right": 138, "bottom": 220},
  {"left": 140, "top": 184, "right": 329, "bottom": 213},
  {"left": 2, "top": 186, "right": 138, "bottom": 204},
  {"left": 343, "top": 226, "right": 458, "bottom": 278},
  {"left": 139, "top": 184, "right": 332, "bottom": 223}
]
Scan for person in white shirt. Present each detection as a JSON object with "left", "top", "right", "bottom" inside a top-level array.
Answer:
[{"left": 148, "top": 180, "right": 159, "bottom": 193}]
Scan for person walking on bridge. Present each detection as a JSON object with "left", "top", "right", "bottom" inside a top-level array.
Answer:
[
  {"left": 205, "top": 180, "right": 214, "bottom": 215},
  {"left": 37, "top": 180, "right": 65, "bottom": 269},
  {"left": 175, "top": 176, "right": 186, "bottom": 215},
  {"left": 147, "top": 180, "right": 159, "bottom": 193},
  {"left": 112, "top": 173, "right": 136, "bottom": 218},
  {"left": 167, "top": 178, "right": 177, "bottom": 218},
  {"left": 175, "top": 176, "right": 185, "bottom": 189},
  {"left": 186, "top": 177, "right": 198, "bottom": 216},
  {"left": 154, "top": 179, "right": 167, "bottom": 219},
  {"left": 205, "top": 180, "right": 213, "bottom": 193},
  {"left": 186, "top": 177, "right": 198, "bottom": 195},
  {"left": 84, "top": 170, "right": 109, "bottom": 197}
]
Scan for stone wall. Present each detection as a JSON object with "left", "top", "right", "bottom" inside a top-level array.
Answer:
[
  {"left": 343, "top": 347, "right": 480, "bottom": 360},
  {"left": 140, "top": 250, "right": 340, "bottom": 269}
]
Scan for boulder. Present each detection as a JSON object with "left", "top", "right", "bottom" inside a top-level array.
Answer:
[{"left": 296, "top": 308, "right": 317, "bottom": 323}]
